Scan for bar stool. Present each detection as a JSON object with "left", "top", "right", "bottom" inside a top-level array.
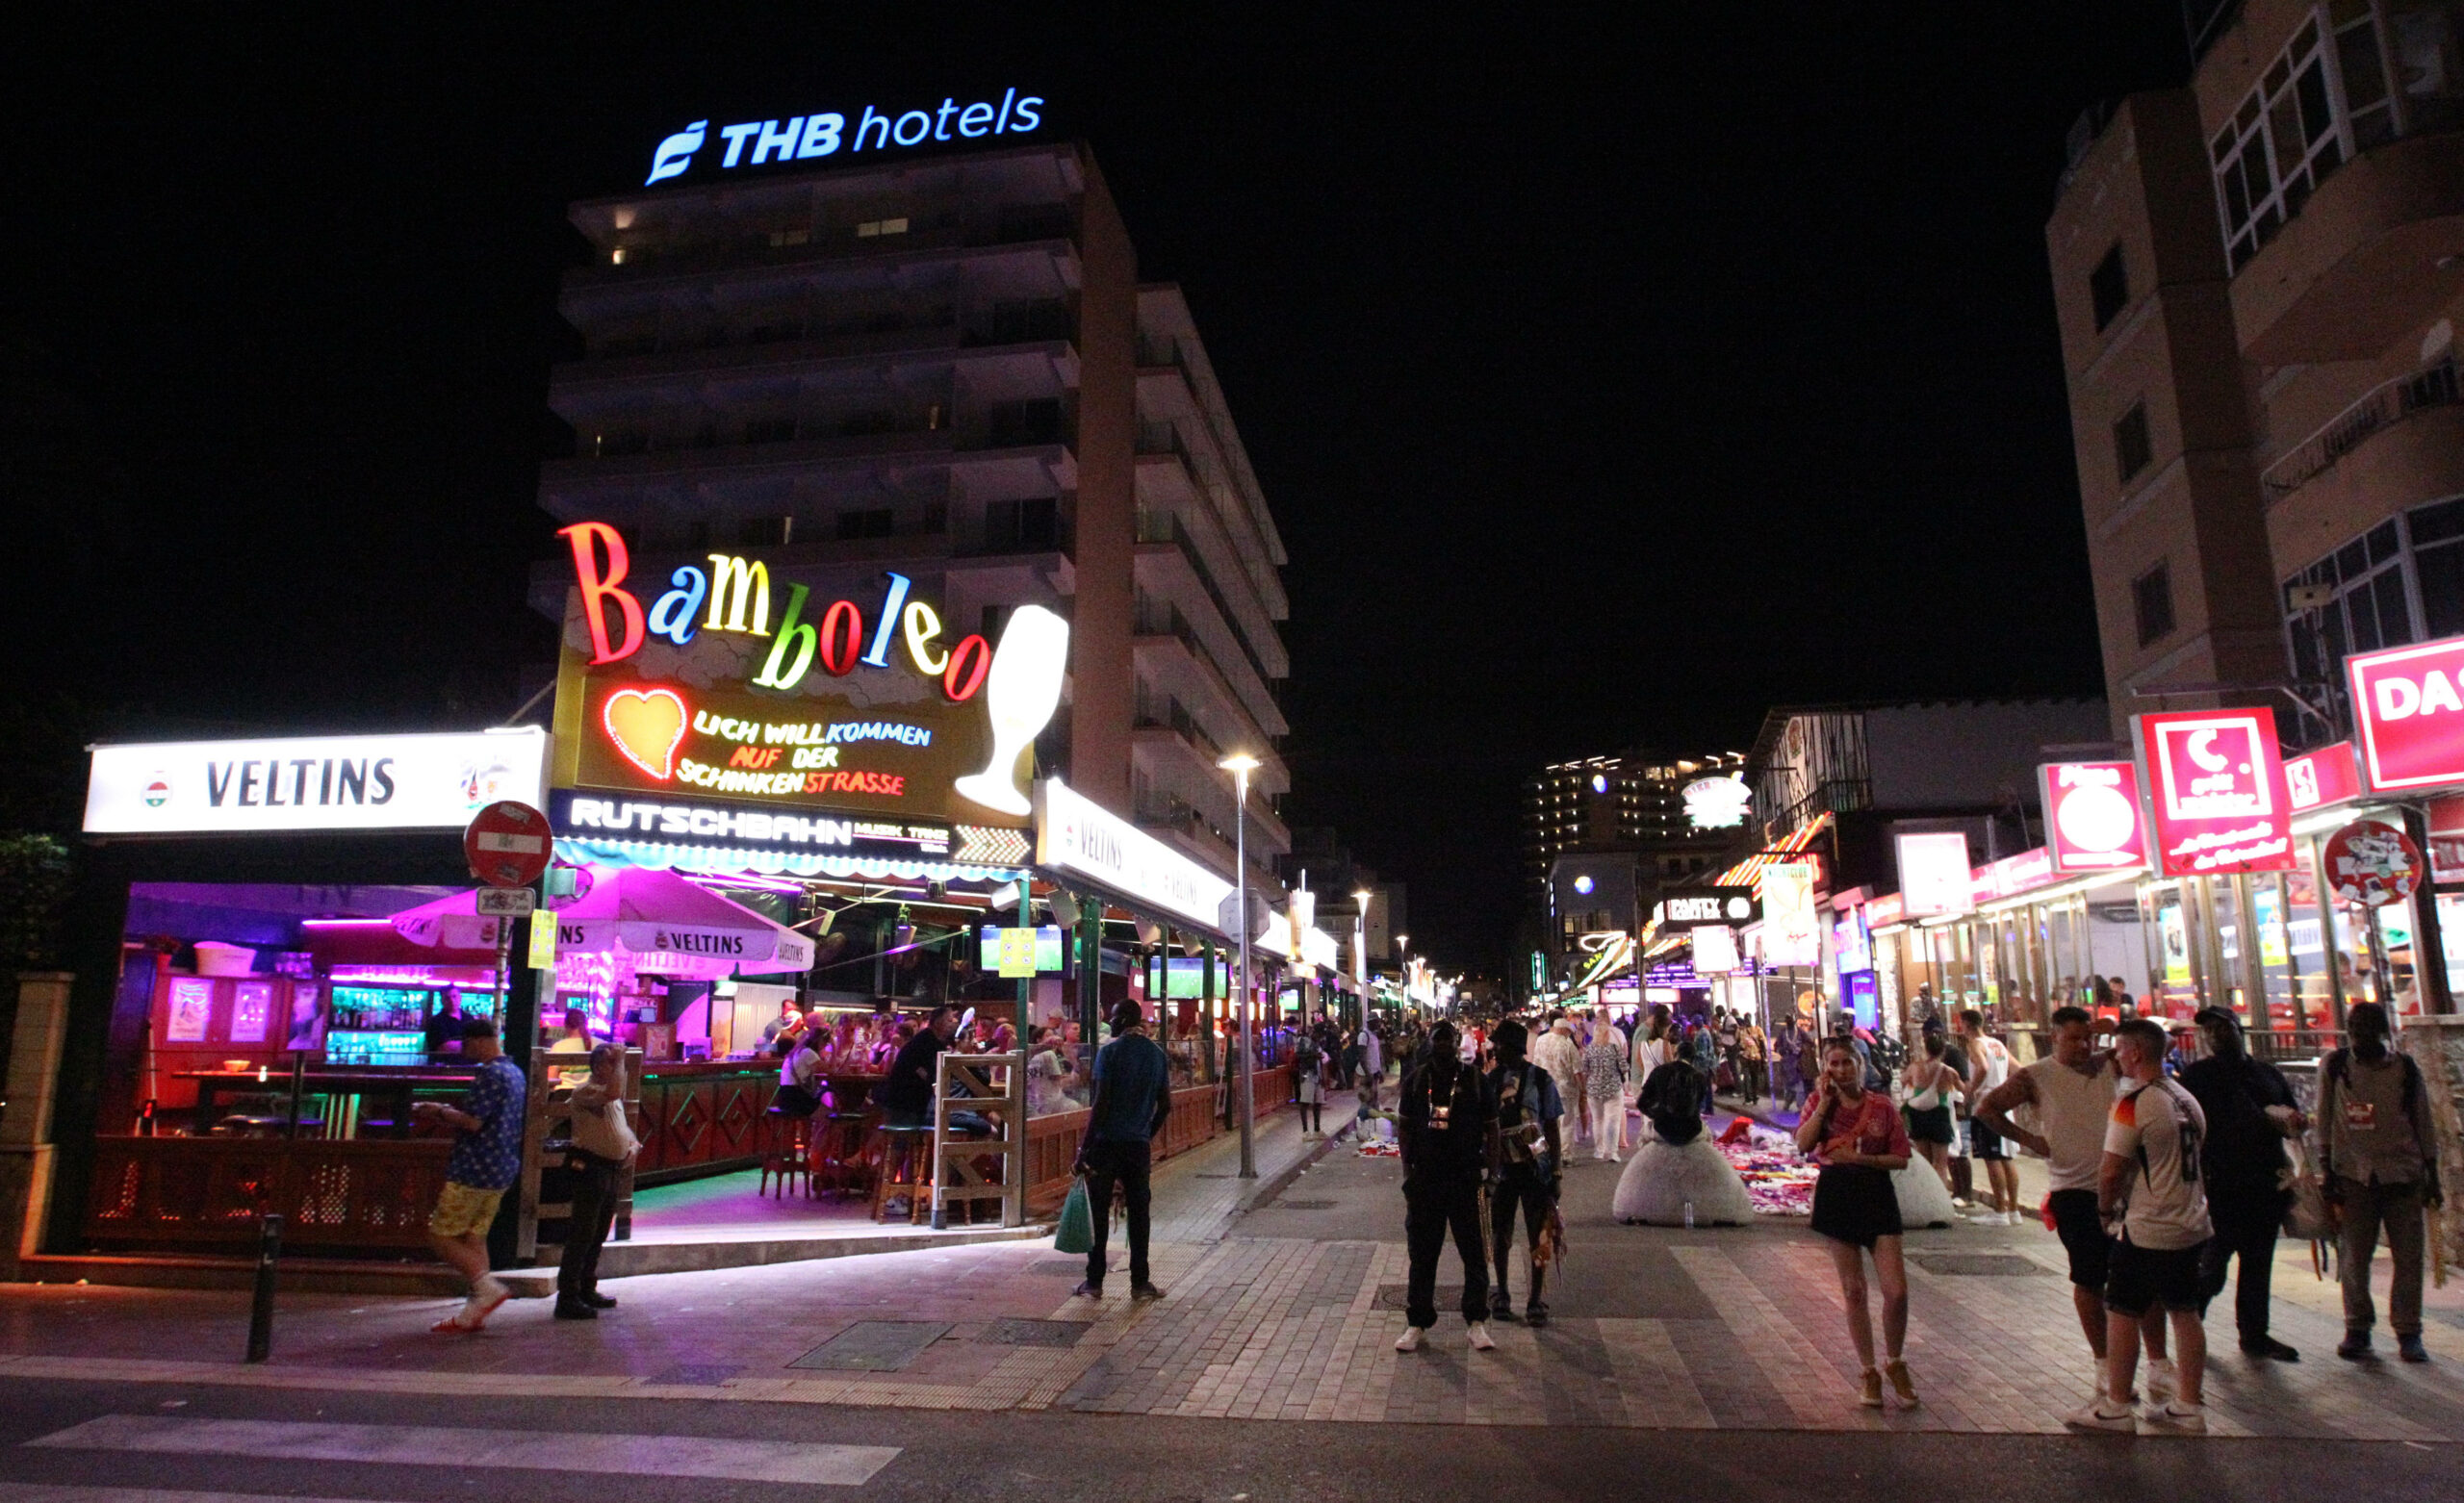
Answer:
[
  {"left": 811, "top": 1110, "right": 874, "bottom": 1200},
  {"left": 758, "top": 1106, "right": 814, "bottom": 1199},
  {"left": 868, "top": 1123, "right": 935, "bottom": 1223}
]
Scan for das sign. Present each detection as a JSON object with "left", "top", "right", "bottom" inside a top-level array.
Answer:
[
  {"left": 2040, "top": 761, "right": 2145, "bottom": 873},
  {"left": 2133, "top": 708, "right": 2296, "bottom": 877},
  {"left": 2348, "top": 635, "right": 2464, "bottom": 791}
]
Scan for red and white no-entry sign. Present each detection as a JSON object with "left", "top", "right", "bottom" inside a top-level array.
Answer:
[{"left": 464, "top": 800, "right": 552, "bottom": 888}]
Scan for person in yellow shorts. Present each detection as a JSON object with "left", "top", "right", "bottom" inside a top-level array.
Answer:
[{"left": 415, "top": 1018, "right": 527, "bottom": 1333}]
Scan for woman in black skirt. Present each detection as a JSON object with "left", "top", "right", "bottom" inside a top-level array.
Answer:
[{"left": 1796, "top": 1036, "right": 1917, "bottom": 1409}]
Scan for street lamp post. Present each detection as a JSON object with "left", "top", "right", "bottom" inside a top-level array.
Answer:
[
  {"left": 1219, "top": 752, "right": 1263, "bottom": 1179},
  {"left": 1351, "top": 887, "right": 1373, "bottom": 1033}
]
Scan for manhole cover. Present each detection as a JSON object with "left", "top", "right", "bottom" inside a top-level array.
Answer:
[
  {"left": 979, "top": 1318, "right": 1091, "bottom": 1348},
  {"left": 1373, "top": 1283, "right": 1464, "bottom": 1311},
  {"left": 1912, "top": 1253, "right": 2054, "bottom": 1277},
  {"left": 789, "top": 1320, "right": 953, "bottom": 1371},
  {"left": 649, "top": 1363, "right": 744, "bottom": 1386},
  {"left": 1270, "top": 1199, "right": 1338, "bottom": 1210}
]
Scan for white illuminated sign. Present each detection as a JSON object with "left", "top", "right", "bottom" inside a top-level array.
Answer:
[
  {"left": 1036, "top": 777, "right": 1234, "bottom": 934},
  {"left": 1760, "top": 861, "right": 1821, "bottom": 966},
  {"left": 1895, "top": 830, "right": 1975, "bottom": 917},
  {"left": 1683, "top": 776, "right": 1751, "bottom": 830},
  {"left": 645, "top": 89, "right": 1046, "bottom": 186},
  {"left": 85, "top": 729, "right": 549, "bottom": 835},
  {"left": 1691, "top": 925, "right": 1740, "bottom": 973}
]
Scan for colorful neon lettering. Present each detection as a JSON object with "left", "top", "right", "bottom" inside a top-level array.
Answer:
[
  {"left": 704, "top": 554, "right": 771, "bottom": 634},
  {"left": 861, "top": 573, "right": 911, "bottom": 667},
  {"left": 903, "top": 600, "right": 947, "bottom": 674},
  {"left": 818, "top": 599, "right": 864, "bottom": 676},
  {"left": 754, "top": 584, "right": 818, "bottom": 690},
  {"left": 943, "top": 634, "right": 991, "bottom": 701},
  {"left": 560, "top": 522, "right": 645, "bottom": 664},
  {"left": 648, "top": 566, "right": 707, "bottom": 646}
]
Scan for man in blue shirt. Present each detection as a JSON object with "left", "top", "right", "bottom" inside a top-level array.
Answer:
[
  {"left": 1074, "top": 1001, "right": 1171, "bottom": 1301},
  {"left": 416, "top": 1019, "right": 528, "bottom": 1333}
]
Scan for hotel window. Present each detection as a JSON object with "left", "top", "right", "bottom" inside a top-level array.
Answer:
[
  {"left": 2089, "top": 243, "right": 2129, "bottom": 332},
  {"left": 835, "top": 507, "right": 893, "bottom": 540},
  {"left": 2211, "top": 15, "right": 2343, "bottom": 272},
  {"left": 2134, "top": 562, "right": 2176, "bottom": 648},
  {"left": 2114, "top": 401, "right": 2154, "bottom": 483},
  {"left": 2281, "top": 511, "right": 2452, "bottom": 736},
  {"left": 855, "top": 217, "right": 910, "bottom": 238}
]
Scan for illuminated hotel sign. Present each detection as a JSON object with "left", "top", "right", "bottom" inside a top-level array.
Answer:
[
  {"left": 85, "top": 729, "right": 549, "bottom": 835},
  {"left": 644, "top": 89, "right": 1047, "bottom": 186},
  {"left": 556, "top": 522, "right": 1065, "bottom": 828},
  {"left": 1682, "top": 776, "right": 1751, "bottom": 830}
]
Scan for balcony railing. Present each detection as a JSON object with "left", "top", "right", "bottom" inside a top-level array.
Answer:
[
  {"left": 1134, "top": 506, "right": 1279, "bottom": 691},
  {"left": 2263, "top": 356, "right": 2461, "bottom": 501}
]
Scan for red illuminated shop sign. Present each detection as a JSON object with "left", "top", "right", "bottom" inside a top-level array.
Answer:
[
  {"left": 2039, "top": 760, "right": 2145, "bottom": 872},
  {"left": 2348, "top": 635, "right": 2464, "bottom": 792},
  {"left": 2285, "top": 741, "right": 2361, "bottom": 812},
  {"left": 2132, "top": 708, "right": 2297, "bottom": 877}
]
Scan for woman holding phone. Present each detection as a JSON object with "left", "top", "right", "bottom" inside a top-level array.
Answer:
[{"left": 1797, "top": 1036, "right": 1918, "bottom": 1409}]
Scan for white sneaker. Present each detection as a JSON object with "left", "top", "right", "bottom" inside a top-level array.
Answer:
[
  {"left": 458, "top": 1274, "right": 510, "bottom": 1329},
  {"left": 2004, "top": 1210, "right": 2023, "bottom": 1226},
  {"left": 2146, "top": 1359, "right": 2177, "bottom": 1403},
  {"left": 2138, "top": 1399, "right": 2207, "bottom": 1434},
  {"left": 2065, "top": 1398, "right": 2138, "bottom": 1433},
  {"left": 1395, "top": 1324, "right": 1425, "bottom": 1353},
  {"left": 1467, "top": 1321, "right": 1496, "bottom": 1352}
]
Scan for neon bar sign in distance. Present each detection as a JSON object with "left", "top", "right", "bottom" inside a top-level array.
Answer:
[{"left": 645, "top": 89, "right": 1046, "bottom": 187}]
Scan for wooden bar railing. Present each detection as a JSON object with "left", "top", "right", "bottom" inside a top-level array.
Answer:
[{"left": 84, "top": 1135, "right": 450, "bottom": 1251}]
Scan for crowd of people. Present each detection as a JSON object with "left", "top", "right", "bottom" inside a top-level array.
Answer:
[{"left": 403, "top": 977, "right": 2447, "bottom": 1436}]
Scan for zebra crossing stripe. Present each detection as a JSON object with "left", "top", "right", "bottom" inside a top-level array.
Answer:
[{"left": 26, "top": 1415, "right": 901, "bottom": 1487}]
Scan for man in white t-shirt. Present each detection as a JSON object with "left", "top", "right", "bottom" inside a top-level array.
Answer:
[
  {"left": 2069, "top": 1018, "right": 2210, "bottom": 1435},
  {"left": 1954, "top": 1009, "right": 2018, "bottom": 1224}
]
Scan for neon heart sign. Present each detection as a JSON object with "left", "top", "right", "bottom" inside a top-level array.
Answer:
[{"left": 603, "top": 687, "right": 688, "bottom": 780}]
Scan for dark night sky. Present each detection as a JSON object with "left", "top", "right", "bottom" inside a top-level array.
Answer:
[{"left": 4, "top": 6, "right": 2194, "bottom": 975}]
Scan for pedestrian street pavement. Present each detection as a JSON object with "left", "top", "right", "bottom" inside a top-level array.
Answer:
[{"left": 7, "top": 1100, "right": 2464, "bottom": 1439}]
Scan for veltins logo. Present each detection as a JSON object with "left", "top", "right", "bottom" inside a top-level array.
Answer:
[{"left": 646, "top": 89, "right": 1046, "bottom": 186}]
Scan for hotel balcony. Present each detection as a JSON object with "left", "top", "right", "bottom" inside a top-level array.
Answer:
[{"left": 2234, "top": 132, "right": 2464, "bottom": 366}]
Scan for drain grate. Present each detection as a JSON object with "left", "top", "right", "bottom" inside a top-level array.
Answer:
[
  {"left": 1912, "top": 1253, "right": 2055, "bottom": 1277},
  {"left": 789, "top": 1320, "right": 953, "bottom": 1371},
  {"left": 1270, "top": 1199, "right": 1338, "bottom": 1210},
  {"left": 978, "top": 1318, "right": 1092, "bottom": 1348},
  {"left": 1373, "top": 1283, "right": 1464, "bottom": 1311},
  {"left": 649, "top": 1363, "right": 744, "bottom": 1387},
  {"left": 1195, "top": 1173, "right": 1239, "bottom": 1179}
]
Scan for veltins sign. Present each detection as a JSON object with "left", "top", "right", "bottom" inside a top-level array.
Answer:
[
  {"left": 2132, "top": 707, "right": 2297, "bottom": 877},
  {"left": 85, "top": 728, "right": 549, "bottom": 835},
  {"left": 2348, "top": 635, "right": 2464, "bottom": 792},
  {"left": 1035, "top": 777, "right": 1233, "bottom": 935}
]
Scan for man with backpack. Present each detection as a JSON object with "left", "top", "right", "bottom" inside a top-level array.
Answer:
[
  {"left": 2177, "top": 1006, "right": 2303, "bottom": 1361},
  {"left": 1485, "top": 1019, "right": 1564, "bottom": 1327},
  {"left": 2316, "top": 1002, "right": 2442, "bottom": 1363}
]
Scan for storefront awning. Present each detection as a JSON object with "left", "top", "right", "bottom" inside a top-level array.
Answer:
[{"left": 390, "top": 867, "right": 816, "bottom": 979}]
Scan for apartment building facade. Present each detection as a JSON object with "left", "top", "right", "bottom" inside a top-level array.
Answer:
[
  {"left": 532, "top": 139, "right": 1292, "bottom": 892},
  {"left": 2050, "top": 0, "right": 2464, "bottom": 747}
]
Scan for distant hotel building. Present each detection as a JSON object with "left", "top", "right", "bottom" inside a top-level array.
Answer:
[
  {"left": 1520, "top": 750, "right": 1743, "bottom": 976},
  {"left": 532, "top": 139, "right": 1292, "bottom": 893}
]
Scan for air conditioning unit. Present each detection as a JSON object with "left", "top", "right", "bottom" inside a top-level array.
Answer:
[{"left": 2287, "top": 583, "right": 2334, "bottom": 610}]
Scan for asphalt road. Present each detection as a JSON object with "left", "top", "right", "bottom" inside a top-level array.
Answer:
[{"left": 0, "top": 1377, "right": 2452, "bottom": 1503}]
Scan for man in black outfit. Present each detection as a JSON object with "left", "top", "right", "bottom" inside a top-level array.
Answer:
[
  {"left": 883, "top": 1005, "right": 960, "bottom": 1126},
  {"left": 1485, "top": 1019, "right": 1563, "bottom": 1328},
  {"left": 1073, "top": 1001, "right": 1173, "bottom": 1301},
  {"left": 2178, "top": 1006, "right": 2304, "bottom": 1361},
  {"left": 1394, "top": 1020, "right": 1500, "bottom": 1353}
]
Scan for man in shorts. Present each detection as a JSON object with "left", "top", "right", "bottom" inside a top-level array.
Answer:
[
  {"left": 1976, "top": 1006, "right": 2169, "bottom": 1384},
  {"left": 2068, "top": 1018, "right": 2211, "bottom": 1434},
  {"left": 417, "top": 1019, "right": 527, "bottom": 1333},
  {"left": 1955, "top": 1009, "right": 2019, "bottom": 1224}
]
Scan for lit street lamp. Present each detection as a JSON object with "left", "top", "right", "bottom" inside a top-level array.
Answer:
[
  {"left": 1219, "top": 752, "right": 1262, "bottom": 1179},
  {"left": 1351, "top": 886, "right": 1373, "bottom": 1031}
]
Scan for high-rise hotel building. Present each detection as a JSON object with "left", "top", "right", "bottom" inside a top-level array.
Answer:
[
  {"left": 2049, "top": 0, "right": 2464, "bottom": 745},
  {"left": 529, "top": 139, "right": 1292, "bottom": 893}
]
